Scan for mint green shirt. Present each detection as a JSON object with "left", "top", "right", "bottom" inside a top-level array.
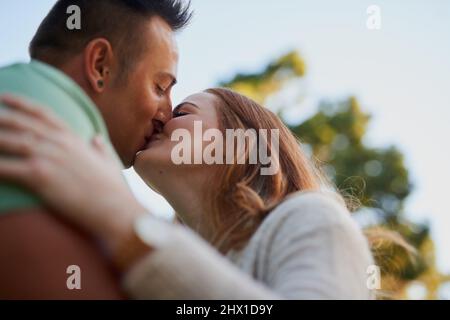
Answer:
[{"left": 0, "top": 60, "right": 120, "bottom": 213}]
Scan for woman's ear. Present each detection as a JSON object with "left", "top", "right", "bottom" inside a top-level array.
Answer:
[{"left": 83, "top": 38, "right": 114, "bottom": 93}]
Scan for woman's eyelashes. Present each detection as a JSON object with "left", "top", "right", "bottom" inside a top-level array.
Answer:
[{"left": 173, "top": 109, "right": 189, "bottom": 118}]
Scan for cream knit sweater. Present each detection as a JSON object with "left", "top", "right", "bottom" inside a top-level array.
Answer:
[{"left": 123, "top": 191, "right": 374, "bottom": 299}]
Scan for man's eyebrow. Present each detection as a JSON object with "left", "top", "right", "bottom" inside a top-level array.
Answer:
[{"left": 158, "top": 71, "right": 177, "bottom": 87}]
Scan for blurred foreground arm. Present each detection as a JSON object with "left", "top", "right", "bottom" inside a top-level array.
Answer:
[{"left": 0, "top": 207, "right": 125, "bottom": 299}]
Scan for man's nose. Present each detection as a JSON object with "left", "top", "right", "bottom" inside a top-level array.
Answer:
[{"left": 155, "top": 98, "right": 173, "bottom": 125}]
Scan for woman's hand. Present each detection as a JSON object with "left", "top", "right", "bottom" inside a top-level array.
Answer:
[{"left": 0, "top": 95, "right": 148, "bottom": 257}]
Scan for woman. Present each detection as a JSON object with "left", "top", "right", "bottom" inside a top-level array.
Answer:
[{"left": 0, "top": 88, "right": 374, "bottom": 299}]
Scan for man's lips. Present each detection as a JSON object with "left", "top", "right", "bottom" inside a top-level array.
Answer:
[
  {"left": 137, "top": 133, "right": 163, "bottom": 153},
  {"left": 138, "top": 121, "right": 164, "bottom": 152},
  {"left": 136, "top": 130, "right": 154, "bottom": 153},
  {"left": 146, "top": 133, "right": 163, "bottom": 146}
]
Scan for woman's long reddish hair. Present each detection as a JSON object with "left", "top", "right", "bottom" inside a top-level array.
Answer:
[
  {"left": 201, "top": 88, "right": 413, "bottom": 298},
  {"left": 205, "top": 88, "right": 329, "bottom": 254}
]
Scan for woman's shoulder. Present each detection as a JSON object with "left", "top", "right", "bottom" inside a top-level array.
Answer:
[
  {"left": 249, "top": 191, "right": 374, "bottom": 300},
  {"left": 235, "top": 190, "right": 369, "bottom": 260},
  {"left": 243, "top": 190, "right": 372, "bottom": 260},
  {"left": 262, "top": 190, "right": 355, "bottom": 233}
]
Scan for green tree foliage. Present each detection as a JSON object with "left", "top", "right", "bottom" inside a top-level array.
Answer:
[
  {"left": 219, "top": 51, "right": 305, "bottom": 104},
  {"left": 220, "top": 51, "right": 448, "bottom": 299}
]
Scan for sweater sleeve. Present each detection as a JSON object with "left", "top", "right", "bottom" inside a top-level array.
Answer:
[
  {"left": 122, "top": 217, "right": 280, "bottom": 300},
  {"left": 122, "top": 192, "right": 374, "bottom": 300},
  {"left": 262, "top": 192, "right": 374, "bottom": 299}
]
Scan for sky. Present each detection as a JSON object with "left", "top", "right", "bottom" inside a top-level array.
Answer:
[{"left": 1, "top": 0, "right": 449, "bottom": 273}]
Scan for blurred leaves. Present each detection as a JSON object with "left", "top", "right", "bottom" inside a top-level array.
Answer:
[{"left": 220, "top": 51, "right": 305, "bottom": 104}]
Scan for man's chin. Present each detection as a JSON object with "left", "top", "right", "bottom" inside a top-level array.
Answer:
[
  {"left": 120, "top": 153, "right": 136, "bottom": 169},
  {"left": 126, "top": 140, "right": 152, "bottom": 168},
  {"left": 132, "top": 155, "right": 146, "bottom": 176}
]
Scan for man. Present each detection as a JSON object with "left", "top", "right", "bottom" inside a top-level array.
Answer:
[{"left": 0, "top": 0, "right": 192, "bottom": 299}]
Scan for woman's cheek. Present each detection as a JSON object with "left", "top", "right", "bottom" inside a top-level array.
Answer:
[{"left": 164, "top": 117, "right": 196, "bottom": 138}]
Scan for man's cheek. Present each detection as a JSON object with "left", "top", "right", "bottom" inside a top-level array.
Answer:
[{"left": 138, "top": 101, "right": 157, "bottom": 121}]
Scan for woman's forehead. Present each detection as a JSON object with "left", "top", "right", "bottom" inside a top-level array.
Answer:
[{"left": 181, "top": 92, "right": 220, "bottom": 110}]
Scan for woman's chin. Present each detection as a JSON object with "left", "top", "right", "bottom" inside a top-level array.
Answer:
[
  {"left": 134, "top": 148, "right": 172, "bottom": 176},
  {"left": 134, "top": 150, "right": 152, "bottom": 171}
]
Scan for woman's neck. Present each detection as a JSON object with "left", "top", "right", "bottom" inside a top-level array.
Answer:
[{"left": 156, "top": 174, "right": 215, "bottom": 243}]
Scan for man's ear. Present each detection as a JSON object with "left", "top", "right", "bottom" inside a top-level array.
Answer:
[{"left": 83, "top": 38, "right": 115, "bottom": 93}]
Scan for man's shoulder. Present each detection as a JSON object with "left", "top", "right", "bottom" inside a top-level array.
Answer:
[
  {"left": 0, "top": 60, "right": 107, "bottom": 140},
  {"left": 0, "top": 61, "right": 116, "bottom": 213}
]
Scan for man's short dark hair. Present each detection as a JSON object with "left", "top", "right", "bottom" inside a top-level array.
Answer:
[{"left": 29, "top": 0, "right": 192, "bottom": 79}]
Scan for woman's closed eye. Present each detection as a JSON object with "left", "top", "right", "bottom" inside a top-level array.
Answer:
[
  {"left": 173, "top": 102, "right": 199, "bottom": 118},
  {"left": 173, "top": 105, "right": 191, "bottom": 118},
  {"left": 173, "top": 108, "right": 190, "bottom": 118}
]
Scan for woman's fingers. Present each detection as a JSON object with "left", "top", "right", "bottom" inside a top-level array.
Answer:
[
  {"left": 0, "top": 106, "right": 62, "bottom": 143},
  {"left": 0, "top": 127, "right": 64, "bottom": 162},
  {"left": 0, "top": 158, "right": 32, "bottom": 187},
  {"left": 0, "top": 94, "right": 67, "bottom": 131},
  {"left": 0, "top": 130, "right": 37, "bottom": 157}
]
